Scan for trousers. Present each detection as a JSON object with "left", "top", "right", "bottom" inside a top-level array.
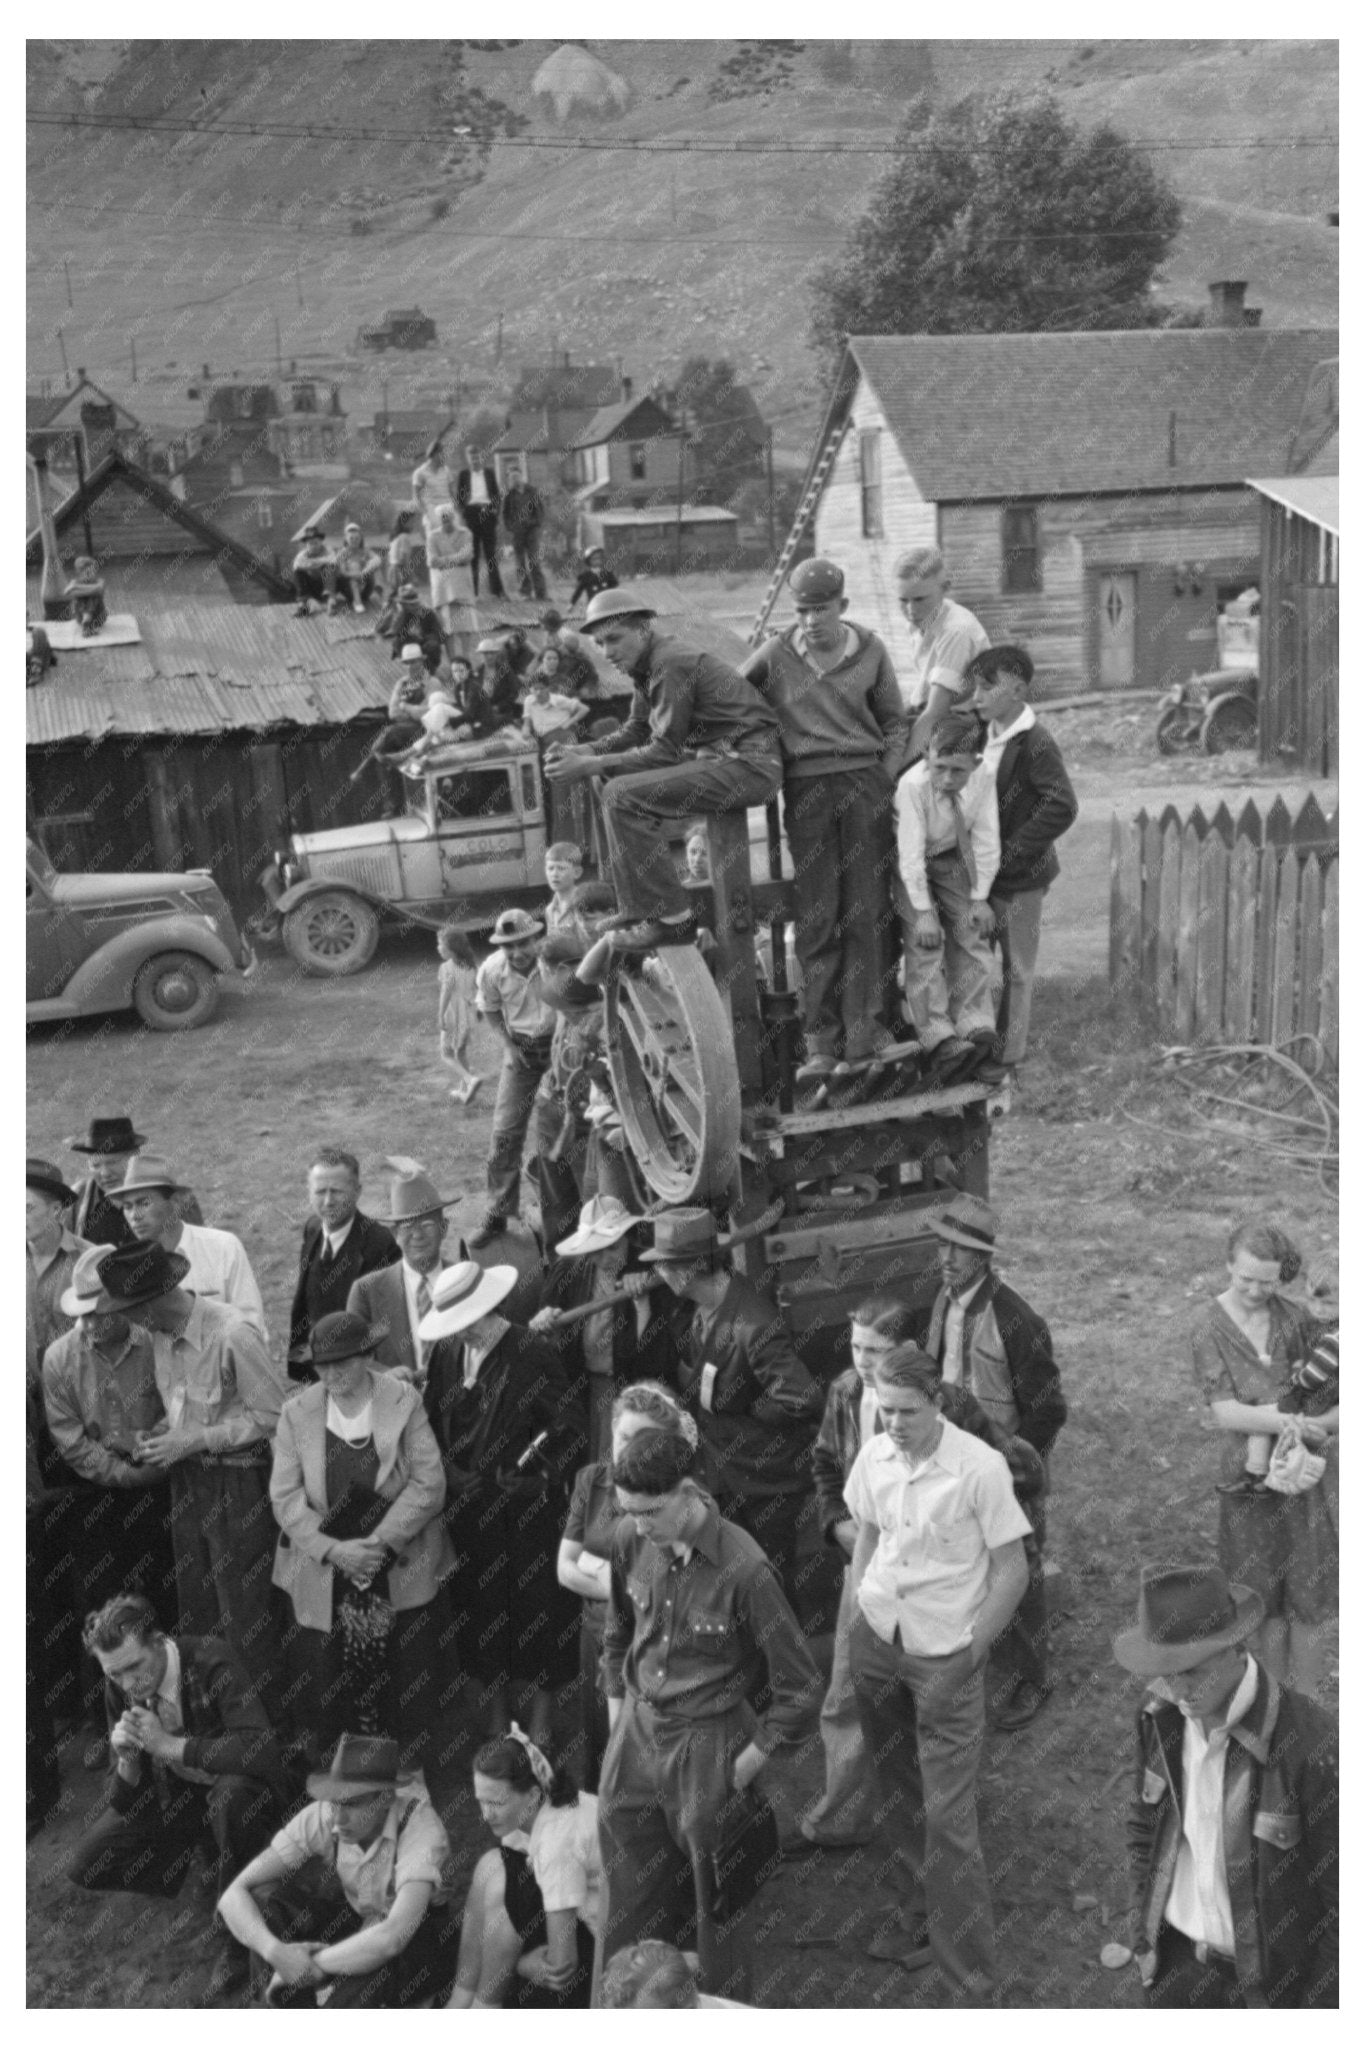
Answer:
[
  {"left": 1147, "top": 1927, "right": 1247, "bottom": 2009},
  {"left": 257, "top": 1875, "right": 454, "bottom": 2007},
  {"left": 169, "top": 1459, "right": 284, "bottom": 1721},
  {"left": 509, "top": 527, "right": 548, "bottom": 601},
  {"left": 803, "top": 1563, "right": 876, "bottom": 1841},
  {"left": 849, "top": 1611, "right": 997, "bottom": 2000},
  {"left": 462, "top": 510, "right": 504, "bottom": 597},
  {"left": 900, "top": 850, "right": 997, "bottom": 1048},
  {"left": 486, "top": 1033, "right": 555, "bottom": 1218},
  {"left": 598, "top": 750, "right": 782, "bottom": 920},
  {"left": 783, "top": 767, "right": 897, "bottom": 1060},
  {"left": 69, "top": 1769, "right": 280, "bottom": 1898},
  {"left": 990, "top": 887, "right": 1046, "bottom": 1067}
]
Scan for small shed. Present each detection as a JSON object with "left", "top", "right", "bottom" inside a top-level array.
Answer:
[
  {"left": 581, "top": 505, "right": 740, "bottom": 575},
  {"left": 1249, "top": 472, "right": 1339, "bottom": 777}
]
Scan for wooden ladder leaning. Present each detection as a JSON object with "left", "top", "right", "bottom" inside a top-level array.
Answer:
[{"left": 746, "top": 415, "right": 851, "bottom": 648}]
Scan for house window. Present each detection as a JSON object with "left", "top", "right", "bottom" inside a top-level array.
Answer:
[
  {"left": 255, "top": 495, "right": 273, "bottom": 529},
  {"left": 1001, "top": 504, "right": 1041, "bottom": 593},
  {"left": 629, "top": 442, "right": 648, "bottom": 482},
  {"left": 859, "top": 431, "right": 883, "bottom": 538}
]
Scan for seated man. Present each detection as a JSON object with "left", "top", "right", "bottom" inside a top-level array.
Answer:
[
  {"left": 387, "top": 584, "right": 447, "bottom": 677},
  {"left": 70, "top": 1593, "right": 288, "bottom": 1907},
  {"left": 334, "top": 523, "right": 382, "bottom": 613},
  {"left": 292, "top": 527, "right": 338, "bottom": 616},
  {"left": 218, "top": 1733, "right": 452, "bottom": 2009},
  {"left": 546, "top": 589, "right": 783, "bottom": 951}
]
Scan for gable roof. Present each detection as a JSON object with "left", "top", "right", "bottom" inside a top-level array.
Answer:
[
  {"left": 493, "top": 409, "right": 553, "bottom": 455},
  {"left": 511, "top": 362, "right": 619, "bottom": 410},
  {"left": 24, "top": 448, "right": 291, "bottom": 598},
  {"left": 836, "top": 329, "right": 1340, "bottom": 501},
  {"left": 571, "top": 394, "right": 676, "bottom": 450},
  {"left": 28, "top": 371, "right": 142, "bottom": 435},
  {"left": 1248, "top": 475, "right": 1338, "bottom": 536}
]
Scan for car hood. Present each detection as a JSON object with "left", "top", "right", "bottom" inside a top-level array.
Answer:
[
  {"left": 291, "top": 816, "right": 431, "bottom": 856},
  {"left": 53, "top": 872, "right": 219, "bottom": 910}
]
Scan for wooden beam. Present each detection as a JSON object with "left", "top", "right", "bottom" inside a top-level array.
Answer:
[{"left": 760, "top": 1080, "right": 989, "bottom": 1139}]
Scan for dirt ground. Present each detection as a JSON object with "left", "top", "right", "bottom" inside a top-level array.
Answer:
[{"left": 26, "top": 729, "right": 1337, "bottom": 2009}]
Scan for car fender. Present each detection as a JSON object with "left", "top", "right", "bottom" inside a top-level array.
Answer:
[
  {"left": 61, "top": 918, "right": 241, "bottom": 1013},
  {"left": 274, "top": 876, "right": 390, "bottom": 919}
]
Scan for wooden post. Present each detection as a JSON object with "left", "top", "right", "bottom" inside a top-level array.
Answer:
[
  {"left": 1224, "top": 836, "right": 1259, "bottom": 1041},
  {"left": 1155, "top": 817, "right": 1182, "bottom": 1037},
  {"left": 143, "top": 750, "right": 182, "bottom": 872},
  {"left": 1109, "top": 814, "right": 1141, "bottom": 1007},
  {"left": 765, "top": 430, "right": 776, "bottom": 562},
  {"left": 1269, "top": 853, "right": 1300, "bottom": 1045},
  {"left": 1297, "top": 854, "right": 1324, "bottom": 1047},
  {"left": 1175, "top": 820, "right": 1200, "bottom": 1043},
  {"left": 1252, "top": 846, "right": 1279, "bottom": 1046},
  {"left": 1320, "top": 857, "right": 1338, "bottom": 1067},
  {"left": 1194, "top": 833, "right": 1229, "bottom": 1043}
]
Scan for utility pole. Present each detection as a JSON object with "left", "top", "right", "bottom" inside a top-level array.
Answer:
[
  {"left": 273, "top": 311, "right": 283, "bottom": 381},
  {"left": 496, "top": 308, "right": 503, "bottom": 362},
  {"left": 675, "top": 424, "right": 688, "bottom": 576},
  {"left": 57, "top": 327, "right": 71, "bottom": 386},
  {"left": 765, "top": 428, "right": 776, "bottom": 562},
  {"left": 130, "top": 336, "right": 138, "bottom": 384},
  {"left": 63, "top": 258, "right": 73, "bottom": 310},
  {"left": 295, "top": 249, "right": 304, "bottom": 311}
]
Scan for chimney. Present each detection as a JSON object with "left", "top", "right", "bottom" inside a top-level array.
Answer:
[
  {"left": 621, "top": 375, "right": 633, "bottom": 404},
  {"left": 1208, "top": 280, "right": 1248, "bottom": 328}
]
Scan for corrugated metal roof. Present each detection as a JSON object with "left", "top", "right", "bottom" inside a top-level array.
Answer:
[
  {"left": 596, "top": 506, "right": 738, "bottom": 529},
  {"left": 1247, "top": 475, "right": 1339, "bottom": 535},
  {"left": 26, "top": 599, "right": 393, "bottom": 745}
]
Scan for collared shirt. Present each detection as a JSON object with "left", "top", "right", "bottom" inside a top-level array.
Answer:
[
  {"left": 981, "top": 700, "right": 1036, "bottom": 776},
  {"left": 504, "top": 1794, "right": 603, "bottom": 1933},
  {"left": 42, "top": 1320, "right": 165, "bottom": 1487},
  {"left": 792, "top": 622, "right": 860, "bottom": 669},
  {"left": 1164, "top": 1654, "right": 1261, "bottom": 1954},
  {"left": 524, "top": 692, "right": 583, "bottom": 736},
  {"left": 26, "top": 1225, "right": 89, "bottom": 1365},
  {"left": 858, "top": 1384, "right": 881, "bottom": 1447},
  {"left": 900, "top": 596, "right": 990, "bottom": 712},
  {"left": 152, "top": 1637, "right": 216, "bottom": 1785},
  {"left": 173, "top": 1221, "right": 268, "bottom": 1340},
  {"left": 895, "top": 758, "right": 1000, "bottom": 909},
  {"left": 476, "top": 949, "right": 555, "bottom": 1039},
  {"left": 270, "top": 1783, "right": 449, "bottom": 1925},
  {"left": 148, "top": 1297, "right": 289, "bottom": 1453},
  {"left": 321, "top": 1215, "right": 356, "bottom": 1262},
  {"left": 939, "top": 1276, "right": 991, "bottom": 1389},
  {"left": 464, "top": 469, "right": 489, "bottom": 507},
  {"left": 602, "top": 1494, "right": 821, "bottom": 1754},
  {"left": 845, "top": 1419, "right": 1031, "bottom": 1654}
]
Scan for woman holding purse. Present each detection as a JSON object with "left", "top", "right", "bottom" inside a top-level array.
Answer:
[{"left": 269, "top": 1311, "right": 454, "bottom": 1766}]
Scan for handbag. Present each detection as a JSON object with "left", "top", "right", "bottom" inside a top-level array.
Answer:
[
  {"left": 1264, "top": 1420, "right": 1327, "bottom": 1495},
  {"left": 700, "top": 1785, "right": 780, "bottom": 1925}
]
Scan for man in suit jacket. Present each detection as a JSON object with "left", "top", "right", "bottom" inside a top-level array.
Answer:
[
  {"left": 346, "top": 1164, "right": 466, "bottom": 1376},
  {"left": 455, "top": 445, "right": 504, "bottom": 598},
  {"left": 288, "top": 1146, "right": 400, "bottom": 1376},
  {"left": 69, "top": 1593, "right": 288, "bottom": 1903}
]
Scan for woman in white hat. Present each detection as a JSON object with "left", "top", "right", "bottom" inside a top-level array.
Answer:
[{"left": 420, "top": 1263, "right": 585, "bottom": 1747}]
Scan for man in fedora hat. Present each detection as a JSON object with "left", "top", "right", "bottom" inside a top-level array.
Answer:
[
  {"left": 288, "top": 1145, "right": 399, "bottom": 1379},
  {"left": 918, "top": 1192, "right": 1066, "bottom": 1732},
  {"left": 218, "top": 1731, "right": 451, "bottom": 2008},
  {"left": 471, "top": 908, "right": 555, "bottom": 1248},
  {"left": 68, "top": 1117, "right": 205, "bottom": 1246},
  {"left": 27, "top": 1156, "right": 89, "bottom": 1365},
  {"left": 388, "top": 583, "right": 446, "bottom": 676},
  {"left": 1112, "top": 1563, "right": 1337, "bottom": 2008},
  {"left": 346, "top": 1162, "right": 467, "bottom": 1376},
  {"left": 643, "top": 1206, "right": 822, "bottom": 1604},
  {"left": 98, "top": 1240, "right": 291, "bottom": 1718},
  {"left": 111, "top": 1153, "right": 268, "bottom": 1340}
]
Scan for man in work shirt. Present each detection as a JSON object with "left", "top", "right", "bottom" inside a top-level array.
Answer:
[
  {"left": 546, "top": 589, "right": 782, "bottom": 951},
  {"left": 896, "top": 545, "right": 990, "bottom": 756},
  {"left": 111, "top": 1152, "right": 268, "bottom": 1339},
  {"left": 470, "top": 908, "right": 555, "bottom": 1247},
  {"left": 598, "top": 1426, "right": 822, "bottom": 2002}
]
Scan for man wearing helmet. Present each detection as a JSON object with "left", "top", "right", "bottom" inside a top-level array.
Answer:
[{"left": 545, "top": 591, "right": 782, "bottom": 950}]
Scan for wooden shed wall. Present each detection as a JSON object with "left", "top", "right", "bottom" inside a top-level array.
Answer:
[
  {"left": 813, "top": 378, "right": 937, "bottom": 675},
  {"left": 1259, "top": 500, "right": 1339, "bottom": 777}
]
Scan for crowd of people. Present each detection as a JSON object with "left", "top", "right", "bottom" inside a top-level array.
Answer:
[{"left": 26, "top": 542, "right": 1337, "bottom": 2010}]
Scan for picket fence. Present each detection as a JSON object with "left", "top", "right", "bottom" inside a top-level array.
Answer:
[{"left": 1109, "top": 794, "right": 1338, "bottom": 1065}]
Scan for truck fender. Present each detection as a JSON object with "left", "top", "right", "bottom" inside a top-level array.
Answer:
[
  {"left": 273, "top": 876, "right": 390, "bottom": 919},
  {"left": 61, "top": 917, "right": 241, "bottom": 1014}
]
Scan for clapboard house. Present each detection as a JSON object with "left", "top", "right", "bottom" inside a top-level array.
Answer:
[
  {"left": 803, "top": 311, "right": 1339, "bottom": 695},
  {"left": 1249, "top": 459, "right": 1339, "bottom": 778}
]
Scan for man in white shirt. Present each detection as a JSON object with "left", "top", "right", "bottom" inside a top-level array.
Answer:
[
  {"left": 896, "top": 545, "right": 990, "bottom": 750},
  {"left": 845, "top": 1346, "right": 1029, "bottom": 1997},
  {"left": 112, "top": 1153, "right": 268, "bottom": 1338},
  {"left": 894, "top": 711, "right": 1000, "bottom": 1080},
  {"left": 471, "top": 908, "right": 554, "bottom": 1246}
]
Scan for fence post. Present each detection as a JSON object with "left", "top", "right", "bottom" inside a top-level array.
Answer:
[
  {"left": 1155, "top": 817, "right": 1182, "bottom": 1037},
  {"left": 1297, "top": 854, "right": 1325, "bottom": 1048},
  {"left": 1194, "top": 833, "right": 1229, "bottom": 1043},
  {"left": 1140, "top": 812, "right": 1163, "bottom": 1021},
  {"left": 1109, "top": 813, "right": 1141, "bottom": 1005},
  {"left": 1251, "top": 844, "right": 1280, "bottom": 1046},
  {"left": 1269, "top": 852, "right": 1301, "bottom": 1047},
  {"left": 1224, "top": 836, "right": 1259, "bottom": 1041},
  {"left": 1321, "top": 858, "right": 1339, "bottom": 1067},
  {"left": 1175, "top": 819, "right": 1201, "bottom": 1042}
]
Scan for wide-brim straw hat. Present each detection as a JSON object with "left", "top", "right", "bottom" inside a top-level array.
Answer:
[
  {"left": 417, "top": 1261, "right": 518, "bottom": 1341},
  {"left": 556, "top": 1194, "right": 643, "bottom": 1258},
  {"left": 1112, "top": 1564, "right": 1265, "bottom": 1678}
]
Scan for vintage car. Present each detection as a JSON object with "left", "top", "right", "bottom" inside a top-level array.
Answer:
[
  {"left": 257, "top": 732, "right": 562, "bottom": 976},
  {"left": 26, "top": 837, "right": 250, "bottom": 1030}
]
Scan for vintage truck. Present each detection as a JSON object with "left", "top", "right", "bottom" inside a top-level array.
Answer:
[{"left": 257, "top": 733, "right": 562, "bottom": 975}]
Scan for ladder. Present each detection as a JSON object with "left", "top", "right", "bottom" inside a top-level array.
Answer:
[{"left": 747, "top": 414, "right": 850, "bottom": 647}]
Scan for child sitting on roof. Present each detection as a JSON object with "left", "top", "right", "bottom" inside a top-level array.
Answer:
[{"left": 67, "top": 556, "right": 108, "bottom": 637}]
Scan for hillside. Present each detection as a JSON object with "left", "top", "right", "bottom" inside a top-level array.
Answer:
[{"left": 27, "top": 38, "right": 1338, "bottom": 456}]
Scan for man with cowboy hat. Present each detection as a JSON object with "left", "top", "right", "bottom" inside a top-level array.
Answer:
[
  {"left": 346, "top": 1160, "right": 468, "bottom": 1376},
  {"left": 109, "top": 1151, "right": 268, "bottom": 1339},
  {"left": 471, "top": 908, "right": 555, "bottom": 1249},
  {"left": 1112, "top": 1563, "right": 1337, "bottom": 2008},
  {"left": 529, "top": 1194, "right": 668, "bottom": 1461},
  {"left": 642, "top": 1206, "right": 822, "bottom": 1604},
  {"left": 27, "top": 1156, "right": 89, "bottom": 1365},
  {"left": 918, "top": 1192, "right": 1066, "bottom": 1732},
  {"left": 67, "top": 1116, "right": 205, "bottom": 1246},
  {"left": 218, "top": 1731, "right": 452, "bottom": 2008},
  {"left": 546, "top": 588, "right": 784, "bottom": 952},
  {"left": 96, "top": 1240, "right": 291, "bottom": 1718}
]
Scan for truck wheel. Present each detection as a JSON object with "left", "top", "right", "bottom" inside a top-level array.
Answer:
[
  {"left": 132, "top": 952, "right": 220, "bottom": 1031},
  {"left": 283, "top": 892, "right": 380, "bottom": 976},
  {"left": 1202, "top": 695, "right": 1258, "bottom": 754},
  {"left": 1155, "top": 708, "right": 1195, "bottom": 755}
]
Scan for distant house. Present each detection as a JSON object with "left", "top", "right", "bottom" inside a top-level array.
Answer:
[
  {"left": 25, "top": 370, "right": 149, "bottom": 471},
  {"left": 492, "top": 408, "right": 598, "bottom": 494},
  {"left": 367, "top": 408, "right": 453, "bottom": 466},
  {"left": 510, "top": 357, "right": 620, "bottom": 414},
  {"left": 583, "top": 505, "right": 740, "bottom": 576},
  {"left": 797, "top": 319, "right": 1339, "bottom": 694},
  {"left": 569, "top": 388, "right": 695, "bottom": 512},
  {"left": 266, "top": 380, "right": 349, "bottom": 480},
  {"left": 1249, "top": 466, "right": 1338, "bottom": 777}
]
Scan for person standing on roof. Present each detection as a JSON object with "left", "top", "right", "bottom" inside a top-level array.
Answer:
[
  {"left": 545, "top": 589, "right": 783, "bottom": 952},
  {"left": 411, "top": 437, "right": 455, "bottom": 538},
  {"left": 896, "top": 545, "right": 990, "bottom": 758},
  {"left": 456, "top": 446, "right": 504, "bottom": 599}
]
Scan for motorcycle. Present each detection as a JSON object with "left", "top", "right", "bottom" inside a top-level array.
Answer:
[{"left": 1155, "top": 669, "right": 1259, "bottom": 756}]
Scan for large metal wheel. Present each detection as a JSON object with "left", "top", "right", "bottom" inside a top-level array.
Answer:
[
  {"left": 1202, "top": 693, "right": 1258, "bottom": 754},
  {"left": 604, "top": 944, "right": 742, "bottom": 1205},
  {"left": 283, "top": 891, "right": 381, "bottom": 977}
]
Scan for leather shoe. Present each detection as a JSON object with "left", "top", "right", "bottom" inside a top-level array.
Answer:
[
  {"left": 992, "top": 1679, "right": 1050, "bottom": 1731},
  {"left": 867, "top": 1922, "right": 933, "bottom": 1970}
]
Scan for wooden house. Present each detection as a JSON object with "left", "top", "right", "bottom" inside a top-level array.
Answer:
[
  {"left": 25, "top": 370, "right": 150, "bottom": 471},
  {"left": 568, "top": 387, "right": 695, "bottom": 511},
  {"left": 583, "top": 504, "right": 741, "bottom": 575},
  {"left": 801, "top": 327, "right": 1339, "bottom": 695},
  {"left": 1249, "top": 467, "right": 1338, "bottom": 777},
  {"left": 494, "top": 358, "right": 620, "bottom": 492}
]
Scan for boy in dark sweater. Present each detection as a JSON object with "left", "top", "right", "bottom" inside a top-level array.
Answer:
[
  {"left": 966, "top": 645, "right": 1078, "bottom": 1085},
  {"left": 743, "top": 557, "right": 911, "bottom": 1079}
]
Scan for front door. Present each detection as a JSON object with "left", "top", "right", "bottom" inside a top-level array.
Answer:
[{"left": 1097, "top": 571, "right": 1137, "bottom": 686}]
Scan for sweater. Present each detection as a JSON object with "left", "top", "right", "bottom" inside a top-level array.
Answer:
[{"left": 741, "top": 624, "right": 910, "bottom": 780}]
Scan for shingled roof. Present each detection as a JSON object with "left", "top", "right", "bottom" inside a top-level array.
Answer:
[
  {"left": 570, "top": 394, "right": 676, "bottom": 450},
  {"left": 841, "top": 329, "right": 1340, "bottom": 501}
]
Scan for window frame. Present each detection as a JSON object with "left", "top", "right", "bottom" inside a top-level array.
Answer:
[{"left": 1000, "top": 502, "right": 1042, "bottom": 594}]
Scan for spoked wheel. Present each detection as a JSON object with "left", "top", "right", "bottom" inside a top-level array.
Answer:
[
  {"left": 1202, "top": 693, "right": 1258, "bottom": 754},
  {"left": 604, "top": 943, "right": 742, "bottom": 1205}
]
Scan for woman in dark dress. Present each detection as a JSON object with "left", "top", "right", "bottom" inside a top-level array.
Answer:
[{"left": 420, "top": 1263, "right": 587, "bottom": 1745}]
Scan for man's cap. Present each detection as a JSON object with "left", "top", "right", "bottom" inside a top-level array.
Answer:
[
  {"left": 95, "top": 1241, "right": 192, "bottom": 1307},
  {"left": 490, "top": 907, "right": 545, "bottom": 947},
  {"left": 417, "top": 1261, "right": 519, "bottom": 1341},
  {"left": 789, "top": 557, "right": 845, "bottom": 604},
  {"left": 400, "top": 641, "right": 424, "bottom": 662},
  {"left": 539, "top": 608, "right": 564, "bottom": 631},
  {"left": 108, "top": 1153, "right": 184, "bottom": 1202},
  {"left": 1112, "top": 1565, "right": 1264, "bottom": 1678},
  {"left": 927, "top": 1193, "right": 998, "bottom": 1252},
  {"left": 583, "top": 586, "right": 655, "bottom": 632},
  {"left": 397, "top": 582, "right": 420, "bottom": 602},
  {"left": 60, "top": 1244, "right": 119, "bottom": 1319},
  {"left": 69, "top": 1116, "right": 146, "bottom": 1156},
  {"left": 302, "top": 525, "right": 326, "bottom": 541},
  {"left": 309, "top": 1311, "right": 377, "bottom": 1368},
  {"left": 27, "top": 1156, "right": 77, "bottom": 1206},
  {"left": 307, "top": 1733, "right": 401, "bottom": 1801}
]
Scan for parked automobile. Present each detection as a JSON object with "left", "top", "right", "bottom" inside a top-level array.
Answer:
[
  {"left": 1155, "top": 669, "right": 1259, "bottom": 755},
  {"left": 26, "top": 837, "right": 250, "bottom": 1030}
]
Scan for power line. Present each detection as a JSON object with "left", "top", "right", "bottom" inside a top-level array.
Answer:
[{"left": 26, "top": 109, "right": 1340, "bottom": 155}]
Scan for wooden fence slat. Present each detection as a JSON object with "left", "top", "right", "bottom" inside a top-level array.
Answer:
[
  {"left": 1321, "top": 858, "right": 1339, "bottom": 1067},
  {"left": 1252, "top": 845, "right": 1280, "bottom": 1043},
  {"left": 1194, "top": 833, "right": 1230, "bottom": 1043},
  {"left": 1155, "top": 820, "right": 1183, "bottom": 1037},
  {"left": 1175, "top": 821, "right": 1202, "bottom": 1042},
  {"left": 1270, "top": 852, "right": 1301, "bottom": 1044},
  {"left": 1291, "top": 792, "right": 1328, "bottom": 850},
  {"left": 1224, "top": 837, "right": 1260, "bottom": 1041},
  {"left": 1209, "top": 802, "right": 1235, "bottom": 847},
  {"left": 1140, "top": 814, "right": 1164, "bottom": 1020},
  {"left": 1263, "top": 797, "right": 1293, "bottom": 850},
  {"left": 1297, "top": 855, "right": 1324, "bottom": 1047},
  {"left": 1235, "top": 800, "right": 1263, "bottom": 846},
  {"left": 1109, "top": 816, "right": 1142, "bottom": 1005}
]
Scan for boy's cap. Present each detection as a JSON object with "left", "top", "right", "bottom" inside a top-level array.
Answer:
[{"left": 790, "top": 556, "right": 844, "bottom": 603}]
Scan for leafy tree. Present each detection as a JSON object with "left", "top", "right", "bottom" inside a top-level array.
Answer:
[
  {"left": 672, "top": 357, "right": 766, "bottom": 505},
  {"left": 809, "top": 91, "right": 1181, "bottom": 359}
]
